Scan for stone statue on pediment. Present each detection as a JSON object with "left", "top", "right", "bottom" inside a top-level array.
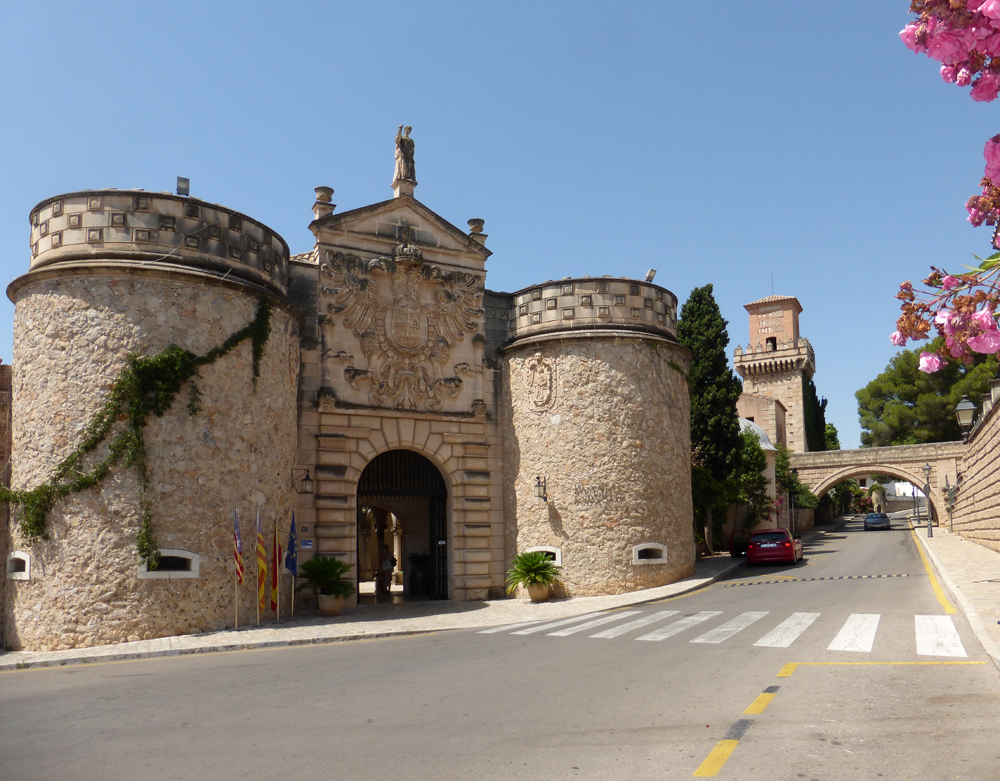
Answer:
[{"left": 394, "top": 125, "right": 416, "bottom": 184}]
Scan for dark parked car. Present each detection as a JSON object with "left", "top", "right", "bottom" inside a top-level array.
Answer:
[
  {"left": 864, "top": 513, "right": 890, "bottom": 531},
  {"left": 746, "top": 529, "right": 803, "bottom": 565}
]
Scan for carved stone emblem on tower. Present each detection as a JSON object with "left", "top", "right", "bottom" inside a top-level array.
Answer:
[
  {"left": 524, "top": 353, "right": 556, "bottom": 414},
  {"left": 320, "top": 244, "right": 484, "bottom": 411}
]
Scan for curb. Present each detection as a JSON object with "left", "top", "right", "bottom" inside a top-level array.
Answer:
[
  {"left": 0, "top": 560, "right": 744, "bottom": 672},
  {"left": 911, "top": 529, "right": 1000, "bottom": 673}
]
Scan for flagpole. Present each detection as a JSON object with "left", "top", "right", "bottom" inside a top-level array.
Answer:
[
  {"left": 275, "top": 509, "right": 280, "bottom": 622},
  {"left": 256, "top": 505, "right": 261, "bottom": 626}
]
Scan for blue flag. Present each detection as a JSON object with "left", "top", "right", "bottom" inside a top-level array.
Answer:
[{"left": 285, "top": 510, "right": 297, "bottom": 577}]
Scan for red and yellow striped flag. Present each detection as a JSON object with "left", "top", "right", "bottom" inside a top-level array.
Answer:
[
  {"left": 256, "top": 507, "right": 267, "bottom": 613},
  {"left": 270, "top": 518, "right": 282, "bottom": 611},
  {"left": 233, "top": 508, "right": 244, "bottom": 585}
]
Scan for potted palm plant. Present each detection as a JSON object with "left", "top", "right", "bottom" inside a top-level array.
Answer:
[
  {"left": 297, "top": 555, "right": 356, "bottom": 616},
  {"left": 506, "top": 551, "right": 561, "bottom": 603}
]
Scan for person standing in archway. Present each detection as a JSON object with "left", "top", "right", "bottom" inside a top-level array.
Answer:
[{"left": 376, "top": 544, "right": 394, "bottom": 595}]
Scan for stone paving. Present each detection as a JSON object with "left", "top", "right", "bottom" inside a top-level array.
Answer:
[{"left": 2, "top": 521, "right": 998, "bottom": 672}]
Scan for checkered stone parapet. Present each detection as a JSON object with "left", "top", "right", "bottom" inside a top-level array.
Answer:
[
  {"left": 26, "top": 190, "right": 290, "bottom": 297},
  {"left": 508, "top": 277, "right": 678, "bottom": 343}
]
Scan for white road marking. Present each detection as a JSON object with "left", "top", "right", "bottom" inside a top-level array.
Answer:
[
  {"left": 753, "top": 612, "right": 821, "bottom": 648},
  {"left": 548, "top": 611, "right": 642, "bottom": 636},
  {"left": 690, "top": 611, "right": 769, "bottom": 644},
  {"left": 915, "top": 615, "right": 967, "bottom": 657},
  {"left": 590, "top": 610, "right": 680, "bottom": 638},
  {"left": 828, "top": 613, "right": 880, "bottom": 652},
  {"left": 511, "top": 613, "right": 602, "bottom": 635},
  {"left": 478, "top": 620, "right": 546, "bottom": 634},
  {"left": 635, "top": 611, "right": 722, "bottom": 642}
]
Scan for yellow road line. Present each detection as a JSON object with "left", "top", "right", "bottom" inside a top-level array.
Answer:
[
  {"left": 650, "top": 585, "right": 713, "bottom": 603},
  {"left": 743, "top": 691, "right": 776, "bottom": 714},
  {"left": 910, "top": 528, "right": 957, "bottom": 614},
  {"left": 777, "top": 660, "right": 983, "bottom": 678},
  {"left": 693, "top": 740, "right": 738, "bottom": 777}
]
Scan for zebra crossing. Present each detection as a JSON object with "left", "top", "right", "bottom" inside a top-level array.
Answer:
[{"left": 479, "top": 608, "right": 969, "bottom": 657}]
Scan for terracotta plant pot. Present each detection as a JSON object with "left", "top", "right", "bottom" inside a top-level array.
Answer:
[
  {"left": 317, "top": 594, "right": 345, "bottom": 617},
  {"left": 527, "top": 582, "right": 550, "bottom": 603}
]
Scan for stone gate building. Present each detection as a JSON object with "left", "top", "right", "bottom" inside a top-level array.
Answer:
[{"left": 1, "top": 134, "right": 695, "bottom": 650}]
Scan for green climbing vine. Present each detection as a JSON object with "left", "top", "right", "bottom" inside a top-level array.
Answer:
[{"left": 0, "top": 297, "right": 273, "bottom": 565}]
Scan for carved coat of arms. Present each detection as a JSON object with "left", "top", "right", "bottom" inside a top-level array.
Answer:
[
  {"left": 320, "top": 245, "right": 484, "bottom": 411},
  {"left": 524, "top": 353, "right": 556, "bottom": 413}
]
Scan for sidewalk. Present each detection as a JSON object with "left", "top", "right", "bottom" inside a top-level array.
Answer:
[
  {"left": 0, "top": 555, "right": 742, "bottom": 671},
  {"left": 912, "top": 524, "right": 1000, "bottom": 671}
]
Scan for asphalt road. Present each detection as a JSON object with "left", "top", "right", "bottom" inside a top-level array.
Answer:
[{"left": 2, "top": 517, "right": 999, "bottom": 781}]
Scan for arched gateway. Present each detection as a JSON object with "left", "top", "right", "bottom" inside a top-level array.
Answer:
[{"left": 357, "top": 450, "right": 448, "bottom": 600}]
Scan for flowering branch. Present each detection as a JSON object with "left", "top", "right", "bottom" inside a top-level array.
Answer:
[{"left": 896, "top": 2, "right": 1000, "bottom": 371}]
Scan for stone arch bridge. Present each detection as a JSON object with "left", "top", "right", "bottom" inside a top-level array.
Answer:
[{"left": 789, "top": 442, "right": 965, "bottom": 519}]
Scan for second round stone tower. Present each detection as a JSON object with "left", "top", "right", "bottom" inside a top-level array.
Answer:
[
  {"left": 5, "top": 189, "right": 302, "bottom": 650},
  {"left": 502, "top": 276, "right": 694, "bottom": 596}
]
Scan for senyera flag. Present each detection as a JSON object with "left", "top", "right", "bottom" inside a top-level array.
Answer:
[
  {"left": 270, "top": 518, "right": 282, "bottom": 611},
  {"left": 256, "top": 507, "right": 267, "bottom": 613},
  {"left": 233, "top": 508, "right": 244, "bottom": 584}
]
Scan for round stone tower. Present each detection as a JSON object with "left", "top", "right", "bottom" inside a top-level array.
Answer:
[
  {"left": 502, "top": 276, "right": 694, "bottom": 597},
  {"left": 5, "top": 189, "right": 302, "bottom": 650}
]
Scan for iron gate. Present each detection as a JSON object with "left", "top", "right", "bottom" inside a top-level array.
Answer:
[{"left": 357, "top": 449, "right": 448, "bottom": 600}]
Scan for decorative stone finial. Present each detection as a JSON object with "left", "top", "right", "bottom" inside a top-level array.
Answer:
[
  {"left": 467, "top": 217, "right": 488, "bottom": 247},
  {"left": 313, "top": 186, "right": 335, "bottom": 220},
  {"left": 392, "top": 125, "right": 416, "bottom": 198}
]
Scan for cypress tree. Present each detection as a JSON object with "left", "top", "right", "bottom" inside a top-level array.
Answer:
[
  {"left": 677, "top": 284, "right": 744, "bottom": 483},
  {"left": 677, "top": 284, "right": 744, "bottom": 545}
]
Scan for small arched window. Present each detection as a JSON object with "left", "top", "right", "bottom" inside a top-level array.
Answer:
[
  {"left": 632, "top": 543, "right": 667, "bottom": 565},
  {"left": 6, "top": 551, "right": 30, "bottom": 581},
  {"left": 526, "top": 546, "right": 562, "bottom": 566},
  {"left": 138, "top": 549, "right": 200, "bottom": 580}
]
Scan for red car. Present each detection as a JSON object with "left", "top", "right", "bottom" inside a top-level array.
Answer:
[{"left": 746, "top": 529, "right": 803, "bottom": 565}]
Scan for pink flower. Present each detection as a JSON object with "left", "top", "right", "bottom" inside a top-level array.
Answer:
[
  {"left": 984, "top": 135, "right": 1000, "bottom": 185},
  {"left": 972, "top": 305, "right": 996, "bottom": 329},
  {"left": 969, "top": 327, "right": 1000, "bottom": 353},
  {"left": 947, "top": 337, "right": 966, "bottom": 358},
  {"left": 919, "top": 352, "right": 944, "bottom": 373},
  {"left": 900, "top": 23, "right": 923, "bottom": 53},
  {"left": 977, "top": 0, "right": 1000, "bottom": 21},
  {"left": 941, "top": 65, "right": 959, "bottom": 83},
  {"left": 967, "top": 204, "right": 987, "bottom": 226},
  {"left": 890, "top": 330, "right": 907, "bottom": 346},
  {"left": 935, "top": 309, "right": 959, "bottom": 335},
  {"left": 942, "top": 275, "right": 961, "bottom": 290},
  {"left": 957, "top": 66, "right": 974, "bottom": 86},
  {"left": 971, "top": 72, "right": 1000, "bottom": 101},
  {"left": 927, "top": 29, "right": 971, "bottom": 64}
]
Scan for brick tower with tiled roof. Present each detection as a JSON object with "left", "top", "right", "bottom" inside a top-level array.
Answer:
[{"left": 733, "top": 295, "right": 815, "bottom": 453}]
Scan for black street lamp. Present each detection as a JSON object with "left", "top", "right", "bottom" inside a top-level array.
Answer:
[{"left": 955, "top": 396, "right": 977, "bottom": 441}]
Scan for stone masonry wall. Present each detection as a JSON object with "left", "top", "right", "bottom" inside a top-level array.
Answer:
[
  {"left": 953, "top": 380, "right": 1000, "bottom": 552},
  {"left": 503, "top": 333, "right": 694, "bottom": 596},
  {"left": 5, "top": 271, "right": 299, "bottom": 650}
]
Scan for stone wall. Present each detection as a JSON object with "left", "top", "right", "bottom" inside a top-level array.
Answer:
[
  {"left": 0, "top": 366, "right": 12, "bottom": 643},
  {"left": 4, "top": 271, "right": 299, "bottom": 650},
  {"left": 952, "top": 380, "right": 1000, "bottom": 552},
  {"left": 503, "top": 332, "right": 694, "bottom": 596}
]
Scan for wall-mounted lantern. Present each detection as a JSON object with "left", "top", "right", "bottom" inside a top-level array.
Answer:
[
  {"left": 292, "top": 469, "right": 314, "bottom": 495},
  {"left": 534, "top": 476, "right": 548, "bottom": 503}
]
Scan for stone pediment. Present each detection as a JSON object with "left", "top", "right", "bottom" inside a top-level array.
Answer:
[{"left": 311, "top": 195, "right": 490, "bottom": 273}]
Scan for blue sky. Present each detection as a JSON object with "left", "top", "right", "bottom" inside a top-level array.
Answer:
[{"left": 0, "top": 1, "right": 996, "bottom": 448}]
